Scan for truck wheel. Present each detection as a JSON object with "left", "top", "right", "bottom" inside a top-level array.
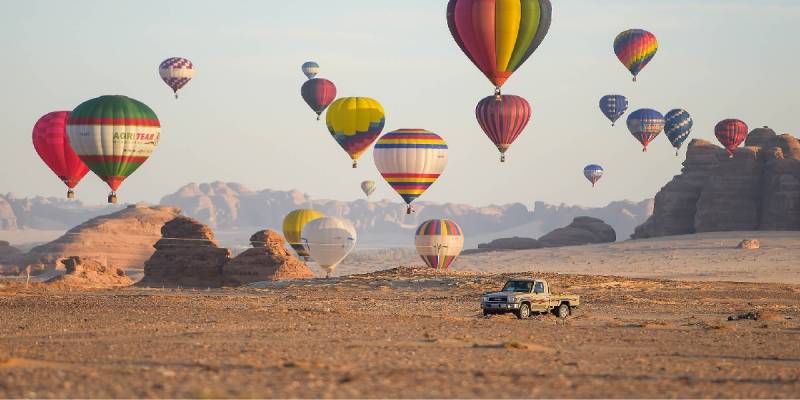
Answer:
[
  {"left": 482, "top": 309, "right": 491, "bottom": 317},
  {"left": 557, "top": 303, "right": 570, "bottom": 319},
  {"left": 515, "top": 303, "right": 531, "bottom": 319}
]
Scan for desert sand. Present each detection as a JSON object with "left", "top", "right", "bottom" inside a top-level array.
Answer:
[{"left": 0, "top": 267, "right": 799, "bottom": 398}]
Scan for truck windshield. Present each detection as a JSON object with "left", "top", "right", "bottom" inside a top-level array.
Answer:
[{"left": 502, "top": 281, "right": 533, "bottom": 293}]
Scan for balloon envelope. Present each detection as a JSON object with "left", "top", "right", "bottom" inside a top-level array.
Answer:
[
  {"left": 447, "top": 0, "right": 552, "bottom": 93},
  {"left": 475, "top": 94, "right": 531, "bottom": 161},
  {"left": 66, "top": 95, "right": 160, "bottom": 202},
  {"left": 373, "top": 129, "right": 448, "bottom": 213},
  {"left": 302, "top": 61, "right": 320, "bottom": 79},
  {"left": 626, "top": 109, "right": 664, "bottom": 151},
  {"left": 159, "top": 57, "right": 194, "bottom": 97},
  {"left": 32, "top": 111, "right": 89, "bottom": 198},
  {"left": 361, "top": 180, "right": 376, "bottom": 197},
  {"left": 583, "top": 164, "right": 604, "bottom": 187},
  {"left": 614, "top": 29, "right": 658, "bottom": 81},
  {"left": 302, "top": 217, "right": 357, "bottom": 275},
  {"left": 664, "top": 109, "right": 693, "bottom": 154},
  {"left": 599, "top": 95, "right": 628, "bottom": 125},
  {"left": 301, "top": 78, "right": 337, "bottom": 120},
  {"left": 415, "top": 219, "right": 464, "bottom": 270},
  {"left": 326, "top": 97, "right": 386, "bottom": 167},
  {"left": 715, "top": 119, "right": 748, "bottom": 157},
  {"left": 282, "top": 209, "right": 324, "bottom": 258}
]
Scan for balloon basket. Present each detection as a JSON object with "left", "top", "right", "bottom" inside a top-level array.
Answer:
[
  {"left": 316, "top": 114, "right": 321, "bottom": 121},
  {"left": 174, "top": 93, "right": 178, "bottom": 100},
  {"left": 406, "top": 206, "right": 413, "bottom": 215},
  {"left": 352, "top": 161, "right": 357, "bottom": 168},
  {"left": 108, "top": 193, "right": 118, "bottom": 204},
  {"left": 500, "top": 154, "right": 506, "bottom": 163},
  {"left": 67, "top": 190, "right": 75, "bottom": 199}
]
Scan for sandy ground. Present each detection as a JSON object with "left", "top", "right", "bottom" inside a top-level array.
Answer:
[
  {"left": 337, "top": 231, "right": 800, "bottom": 284},
  {"left": 1, "top": 267, "right": 799, "bottom": 398}
]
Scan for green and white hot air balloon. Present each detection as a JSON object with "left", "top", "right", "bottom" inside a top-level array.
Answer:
[{"left": 66, "top": 95, "right": 160, "bottom": 203}]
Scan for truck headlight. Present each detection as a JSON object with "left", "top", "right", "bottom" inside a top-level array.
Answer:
[
  {"left": 482, "top": 296, "right": 489, "bottom": 302},
  {"left": 507, "top": 296, "right": 517, "bottom": 303}
]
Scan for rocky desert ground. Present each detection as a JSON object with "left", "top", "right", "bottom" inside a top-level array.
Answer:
[{"left": 1, "top": 263, "right": 799, "bottom": 398}]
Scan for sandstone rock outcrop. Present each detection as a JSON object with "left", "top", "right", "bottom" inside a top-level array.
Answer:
[
  {"left": 477, "top": 237, "right": 542, "bottom": 250},
  {"left": 633, "top": 128, "right": 800, "bottom": 238},
  {"left": 18, "top": 204, "right": 181, "bottom": 270},
  {"left": 44, "top": 256, "right": 133, "bottom": 288},
  {"left": 0, "top": 240, "right": 21, "bottom": 264},
  {"left": 737, "top": 239, "right": 760, "bottom": 250},
  {"left": 538, "top": 217, "right": 616, "bottom": 248},
  {"left": 138, "top": 216, "right": 230, "bottom": 288},
  {"left": 224, "top": 230, "right": 313, "bottom": 285}
]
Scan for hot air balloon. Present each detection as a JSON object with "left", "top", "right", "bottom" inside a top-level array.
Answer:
[
  {"left": 447, "top": 0, "right": 552, "bottom": 97},
  {"left": 475, "top": 94, "right": 531, "bottom": 162},
  {"left": 159, "top": 57, "right": 194, "bottom": 99},
  {"left": 626, "top": 109, "right": 664, "bottom": 152},
  {"left": 415, "top": 219, "right": 464, "bottom": 270},
  {"left": 715, "top": 119, "right": 748, "bottom": 158},
  {"left": 282, "top": 209, "right": 324, "bottom": 259},
  {"left": 302, "top": 217, "right": 357, "bottom": 278},
  {"left": 66, "top": 95, "right": 160, "bottom": 204},
  {"left": 301, "top": 78, "right": 337, "bottom": 120},
  {"left": 361, "top": 180, "right": 376, "bottom": 198},
  {"left": 374, "top": 129, "right": 448, "bottom": 214},
  {"left": 664, "top": 109, "right": 694, "bottom": 156},
  {"left": 326, "top": 97, "right": 385, "bottom": 168},
  {"left": 599, "top": 95, "right": 629, "bottom": 126},
  {"left": 302, "top": 61, "right": 320, "bottom": 80},
  {"left": 32, "top": 111, "right": 90, "bottom": 199},
  {"left": 614, "top": 29, "right": 657, "bottom": 82},
  {"left": 583, "top": 164, "right": 604, "bottom": 187}
]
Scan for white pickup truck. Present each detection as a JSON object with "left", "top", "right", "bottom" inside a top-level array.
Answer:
[{"left": 480, "top": 279, "right": 580, "bottom": 319}]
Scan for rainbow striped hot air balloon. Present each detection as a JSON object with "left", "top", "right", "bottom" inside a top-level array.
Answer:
[
  {"left": 374, "top": 129, "right": 448, "bottom": 214},
  {"left": 159, "top": 57, "right": 194, "bottom": 98},
  {"left": 415, "top": 219, "right": 464, "bottom": 270},
  {"left": 326, "top": 97, "right": 385, "bottom": 168},
  {"left": 66, "top": 95, "right": 160, "bottom": 203},
  {"left": 614, "top": 29, "right": 658, "bottom": 82},
  {"left": 447, "top": 0, "right": 552, "bottom": 97}
]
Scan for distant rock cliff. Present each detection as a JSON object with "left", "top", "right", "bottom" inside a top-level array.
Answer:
[
  {"left": 633, "top": 127, "right": 800, "bottom": 238},
  {"left": 0, "top": 193, "right": 119, "bottom": 231}
]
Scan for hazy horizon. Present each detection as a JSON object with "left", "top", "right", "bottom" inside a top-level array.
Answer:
[{"left": 2, "top": 1, "right": 798, "bottom": 208}]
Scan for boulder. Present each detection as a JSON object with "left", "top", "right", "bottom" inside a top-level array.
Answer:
[
  {"left": 736, "top": 239, "right": 760, "bottom": 250},
  {"left": 137, "top": 216, "right": 230, "bottom": 288},
  {"left": 477, "top": 237, "right": 542, "bottom": 250},
  {"left": 44, "top": 256, "right": 133, "bottom": 288},
  {"left": 538, "top": 217, "right": 616, "bottom": 248},
  {"left": 224, "top": 230, "right": 313, "bottom": 286}
]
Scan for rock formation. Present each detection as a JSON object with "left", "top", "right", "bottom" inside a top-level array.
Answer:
[
  {"left": 0, "top": 240, "right": 21, "bottom": 264},
  {"left": 737, "top": 239, "right": 760, "bottom": 250},
  {"left": 18, "top": 204, "right": 181, "bottom": 270},
  {"left": 224, "top": 230, "right": 313, "bottom": 285},
  {"left": 0, "top": 193, "right": 119, "bottom": 230},
  {"left": 538, "top": 217, "right": 616, "bottom": 248},
  {"left": 138, "top": 216, "right": 230, "bottom": 288},
  {"left": 633, "top": 128, "right": 800, "bottom": 238},
  {"left": 44, "top": 256, "right": 133, "bottom": 288},
  {"left": 477, "top": 237, "right": 542, "bottom": 251}
]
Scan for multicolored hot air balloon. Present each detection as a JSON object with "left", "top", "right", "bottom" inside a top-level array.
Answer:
[
  {"left": 302, "top": 217, "right": 357, "bottom": 278},
  {"left": 664, "top": 109, "right": 694, "bottom": 156},
  {"left": 626, "top": 109, "right": 665, "bottom": 152},
  {"left": 614, "top": 29, "right": 658, "bottom": 82},
  {"left": 715, "top": 119, "right": 748, "bottom": 158},
  {"left": 583, "top": 164, "right": 604, "bottom": 187},
  {"left": 66, "top": 95, "right": 160, "bottom": 203},
  {"left": 302, "top": 61, "right": 320, "bottom": 80},
  {"left": 374, "top": 129, "right": 448, "bottom": 214},
  {"left": 326, "top": 97, "right": 385, "bottom": 168},
  {"left": 599, "top": 95, "right": 629, "bottom": 126},
  {"left": 159, "top": 57, "right": 194, "bottom": 98},
  {"left": 447, "top": 0, "right": 552, "bottom": 97},
  {"left": 415, "top": 219, "right": 464, "bottom": 270},
  {"left": 32, "top": 111, "right": 89, "bottom": 199},
  {"left": 282, "top": 209, "right": 324, "bottom": 259},
  {"left": 361, "top": 180, "right": 376, "bottom": 198},
  {"left": 301, "top": 78, "right": 337, "bottom": 120},
  {"left": 475, "top": 94, "right": 531, "bottom": 162}
]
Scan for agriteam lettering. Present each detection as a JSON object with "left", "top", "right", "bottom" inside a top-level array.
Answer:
[{"left": 113, "top": 131, "right": 160, "bottom": 142}]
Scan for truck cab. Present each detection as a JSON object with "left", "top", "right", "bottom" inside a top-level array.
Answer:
[{"left": 481, "top": 279, "right": 580, "bottom": 319}]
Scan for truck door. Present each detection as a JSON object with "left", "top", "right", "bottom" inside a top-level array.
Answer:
[{"left": 530, "top": 280, "right": 548, "bottom": 312}]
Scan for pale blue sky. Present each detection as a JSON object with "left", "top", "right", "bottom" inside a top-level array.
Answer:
[{"left": 1, "top": 1, "right": 798, "bottom": 207}]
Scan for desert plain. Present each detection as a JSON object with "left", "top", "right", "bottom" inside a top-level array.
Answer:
[{"left": 1, "top": 231, "right": 799, "bottom": 398}]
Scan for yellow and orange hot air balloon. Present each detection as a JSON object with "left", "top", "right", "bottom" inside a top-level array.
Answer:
[{"left": 325, "top": 97, "right": 385, "bottom": 168}]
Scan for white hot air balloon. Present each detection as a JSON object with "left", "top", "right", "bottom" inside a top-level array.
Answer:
[{"left": 302, "top": 217, "right": 357, "bottom": 278}]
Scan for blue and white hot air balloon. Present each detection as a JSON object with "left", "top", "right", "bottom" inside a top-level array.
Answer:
[
  {"left": 583, "top": 164, "right": 604, "bottom": 187},
  {"left": 302, "top": 61, "right": 320, "bottom": 80},
  {"left": 599, "top": 95, "right": 629, "bottom": 126},
  {"left": 664, "top": 109, "right": 694, "bottom": 156},
  {"left": 626, "top": 109, "right": 665, "bottom": 152}
]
